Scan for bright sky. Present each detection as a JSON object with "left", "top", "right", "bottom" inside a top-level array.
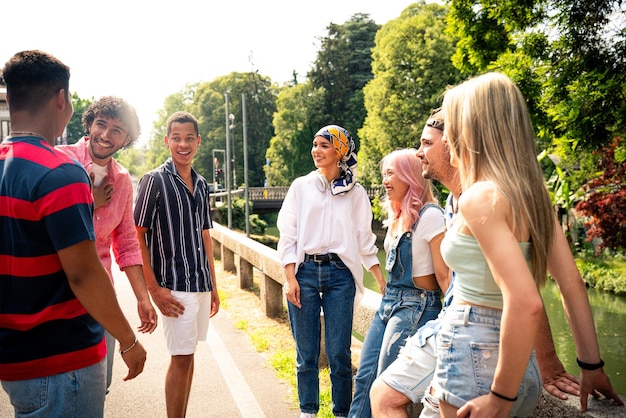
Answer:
[{"left": 2, "top": 0, "right": 417, "bottom": 143}]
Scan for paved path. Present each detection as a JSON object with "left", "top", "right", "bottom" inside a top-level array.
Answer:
[{"left": 0, "top": 262, "right": 297, "bottom": 418}]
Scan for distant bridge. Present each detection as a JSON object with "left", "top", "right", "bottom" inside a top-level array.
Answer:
[{"left": 211, "top": 186, "right": 383, "bottom": 213}]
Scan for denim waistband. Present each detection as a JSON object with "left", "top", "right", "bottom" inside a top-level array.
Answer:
[
  {"left": 385, "top": 286, "right": 441, "bottom": 298},
  {"left": 445, "top": 304, "right": 502, "bottom": 326}
]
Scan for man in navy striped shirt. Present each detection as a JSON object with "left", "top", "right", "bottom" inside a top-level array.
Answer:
[
  {"left": 0, "top": 50, "right": 146, "bottom": 417},
  {"left": 135, "top": 111, "right": 219, "bottom": 418}
]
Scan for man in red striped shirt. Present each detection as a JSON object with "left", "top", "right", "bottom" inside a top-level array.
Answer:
[{"left": 0, "top": 50, "right": 146, "bottom": 417}]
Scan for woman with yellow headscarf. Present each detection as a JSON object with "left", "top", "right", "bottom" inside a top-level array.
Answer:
[{"left": 278, "top": 125, "right": 384, "bottom": 418}]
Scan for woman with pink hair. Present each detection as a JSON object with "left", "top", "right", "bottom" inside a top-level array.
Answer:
[{"left": 349, "top": 148, "right": 449, "bottom": 418}]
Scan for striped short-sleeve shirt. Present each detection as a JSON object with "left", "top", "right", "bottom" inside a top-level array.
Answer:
[
  {"left": 134, "top": 159, "right": 213, "bottom": 292},
  {"left": 0, "top": 136, "right": 105, "bottom": 381}
]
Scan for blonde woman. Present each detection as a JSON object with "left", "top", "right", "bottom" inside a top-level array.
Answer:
[{"left": 432, "top": 72, "right": 556, "bottom": 417}]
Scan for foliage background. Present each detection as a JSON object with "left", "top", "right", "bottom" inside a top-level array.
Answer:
[{"left": 67, "top": 0, "right": 625, "bottom": 256}]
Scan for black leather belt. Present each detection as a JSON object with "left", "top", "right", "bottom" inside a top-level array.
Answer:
[{"left": 304, "top": 253, "right": 341, "bottom": 264}]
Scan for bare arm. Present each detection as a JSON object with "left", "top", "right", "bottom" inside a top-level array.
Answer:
[
  {"left": 123, "top": 265, "right": 157, "bottom": 333},
  {"left": 202, "top": 229, "right": 220, "bottom": 318},
  {"left": 136, "top": 226, "right": 185, "bottom": 317},
  {"left": 458, "top": 185, "right": 544, "bottom": 418},
  {"left": 534, "top": 307, "right": 580, "bottom": 399},
  {"left": 428, "top": 231, "right": 450, "bottom": 294},
  {"left": 547, "top": 221, "right": 623, "bottom": 410},
  {"left": 58, "top": 239, "right": 146, "bottom": 381}
]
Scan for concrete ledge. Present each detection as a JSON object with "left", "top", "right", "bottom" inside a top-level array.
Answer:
[
  {"left": 210, "top": 223, "right": 625, "bottom": 417},
  {"left": 533, "top": 390, "right": 625, "bottom": 418},
  {"left": 406, "top": 391, "right": 626, "bottom": 417},
  {"left": 353, "top": 289, "right": 379, "bottom": 339}
]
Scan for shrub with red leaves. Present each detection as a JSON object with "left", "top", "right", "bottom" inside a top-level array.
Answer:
[{"left": 575, "top": 137, "right": 626, "bottom": 252}]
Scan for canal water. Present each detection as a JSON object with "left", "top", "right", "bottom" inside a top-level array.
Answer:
[{"left": 361, "top": 250, "right": 626, "bottom": 395}]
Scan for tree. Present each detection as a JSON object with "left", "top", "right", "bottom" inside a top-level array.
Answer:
[
  {"left": 446, "top": 0, "right": 626, "bottom": 150},
  {"left": 190, "top": 72, "right": 278, "bottom": 187},
  {"left": 446, "top": 0, "right": 626, "bottom": 239},
  {"left": 359, "top": 1, "right": 463, "bottom": 184},
  {"left": 265, "top": 82, "right": 326, "bottom": 186},
  {"left": 65, "top": 93, "right": 94, "bottom": 144},
  {"left": 263, "top": 14, "right": 380, "bottom": 187},
  {"left": 308, "top": 13, "right": 380, "bottom": 150},
  {"left": 114, "top": 146, "right": 145, "bottom": 177}
]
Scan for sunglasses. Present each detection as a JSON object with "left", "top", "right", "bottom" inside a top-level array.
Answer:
[{"left": 426, "top": 107, "right": 444, "bottom": 131}]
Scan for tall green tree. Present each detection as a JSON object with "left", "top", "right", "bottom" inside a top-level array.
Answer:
[
  {"left": 64, "top": 93, "right": 93, "bottom": 144},
  {"left": 359, "top": 1, "right": 463, "bottom": 184},
  {"left": 142, "top": 74, "right": 277, "bottom": 186},
  {"left": 446, "top": 0, "right": 626, "bottom": 243},
  {"left": 308, "top": 13, "right": 380, "bottom": 149},
  {"left": 265, "top": 82, "right": 326, "bottom": 185},
  {"left": 446, "top": 0, "right": 626, "bottom": 150},
  {"left": 190, "top": 72, "right": 278, "bottom": 187}
]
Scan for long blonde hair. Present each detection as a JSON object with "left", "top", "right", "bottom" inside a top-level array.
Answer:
[{"left": 442, "top": 72, "right": 554, "bottom": 287}]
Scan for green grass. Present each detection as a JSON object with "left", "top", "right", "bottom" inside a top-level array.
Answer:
[
  {"left": 265, "top": 226, "right": 279, "bottom": 238},
  {"left": 250, "top": 330, "right": 269, "bottom": 351}
]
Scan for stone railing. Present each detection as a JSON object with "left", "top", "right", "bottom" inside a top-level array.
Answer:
[{"left": 210, "top": 222, "right": 624, "bottom": 417}]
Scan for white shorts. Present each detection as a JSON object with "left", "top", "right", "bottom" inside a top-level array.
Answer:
[
  {"left": 378, "top": 333, "right": 437, "bottom": 404},
  {"left": 163, "top": 290, "right": 212, "bottom": 355}
]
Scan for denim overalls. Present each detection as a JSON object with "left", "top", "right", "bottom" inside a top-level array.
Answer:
[{"left": 349, "top": 204, "right": 443, "bottom": 418}]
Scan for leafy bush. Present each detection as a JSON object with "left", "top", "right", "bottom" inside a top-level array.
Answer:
[
  {"left": 575, "top": 249, "right": 626, "bottom": 295},
  {"left": 216, "top": 197, "right": 267, "bottom": 235},
  {"left": 575, "top": 137, "right": 626, "bottom": 253}
]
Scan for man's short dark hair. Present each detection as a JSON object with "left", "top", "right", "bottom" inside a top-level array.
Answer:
[
  {"left": 1, "top": 50, "right": 70, "bottom": 112},
  {"left": 166, "top": 111, "right": 198, "bottom": 136},
  {"left": 82, "top": 96, "right": 141, "bottom": 147}
]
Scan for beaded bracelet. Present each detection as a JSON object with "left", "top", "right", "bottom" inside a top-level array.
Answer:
[
  {"left": 490, "top": 388, "right": 518, "bottom": 402},
  {"left": 576, "top": 358, "right": 605, "bottom": 370},
  {"left": 120, "top": 338, "right": 138, "bottom": 355}
]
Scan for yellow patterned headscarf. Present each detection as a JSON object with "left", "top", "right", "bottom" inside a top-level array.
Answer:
[{"left": 314, "top": 125, "right": 358, "bottom": 195}]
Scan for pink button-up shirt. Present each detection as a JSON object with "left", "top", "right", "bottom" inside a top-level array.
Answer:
[{"left": 58, "top": 137, "right": 143, "bottom": 282}]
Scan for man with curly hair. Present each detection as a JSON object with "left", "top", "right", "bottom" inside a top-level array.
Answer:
[{"left": 58, "top": 96, "right": 157, "bottom": 392}]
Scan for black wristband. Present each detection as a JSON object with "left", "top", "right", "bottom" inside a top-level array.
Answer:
[
  {"left": 490, "top": 388, "right": 518, "bottom": 402},
  {"left": 576, "top": 358, "right": 605, "bottom": 370}
]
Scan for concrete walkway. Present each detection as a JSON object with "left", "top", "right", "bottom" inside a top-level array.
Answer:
[{"left": 0, "top": 262, "right": 298, "bottom": 418}]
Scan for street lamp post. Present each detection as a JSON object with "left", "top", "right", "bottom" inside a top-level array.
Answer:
[
  {"left": 229, "top": 113, "right": 237, "bottom": 189},
  {"left": 242, "top": 93, "right": 250, "bottom": 237},
  {"left": 224, "top": 94, "right": 232, "bottom": 229}
]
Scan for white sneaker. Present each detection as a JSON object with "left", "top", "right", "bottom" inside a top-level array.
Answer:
[{"left": 300, "top": 413, "right": 316, "bottom": 418}]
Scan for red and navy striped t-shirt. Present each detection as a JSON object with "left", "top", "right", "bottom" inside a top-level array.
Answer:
[{"left": 0, "top": 136, "right": 106, "bottom": 381}]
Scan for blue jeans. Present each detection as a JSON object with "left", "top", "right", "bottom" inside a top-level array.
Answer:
[
  {"left": 106, "top": 331, "right": 115, "bottom": 391},
  {"left": 349, "top": 287, "right": 441, "bottom": 418},
  {"left": 1, "top": 358, "right": 106, "bottom": 418},
  {"left": 287, "top": 258, "right": 356, "bottom": 417}
]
